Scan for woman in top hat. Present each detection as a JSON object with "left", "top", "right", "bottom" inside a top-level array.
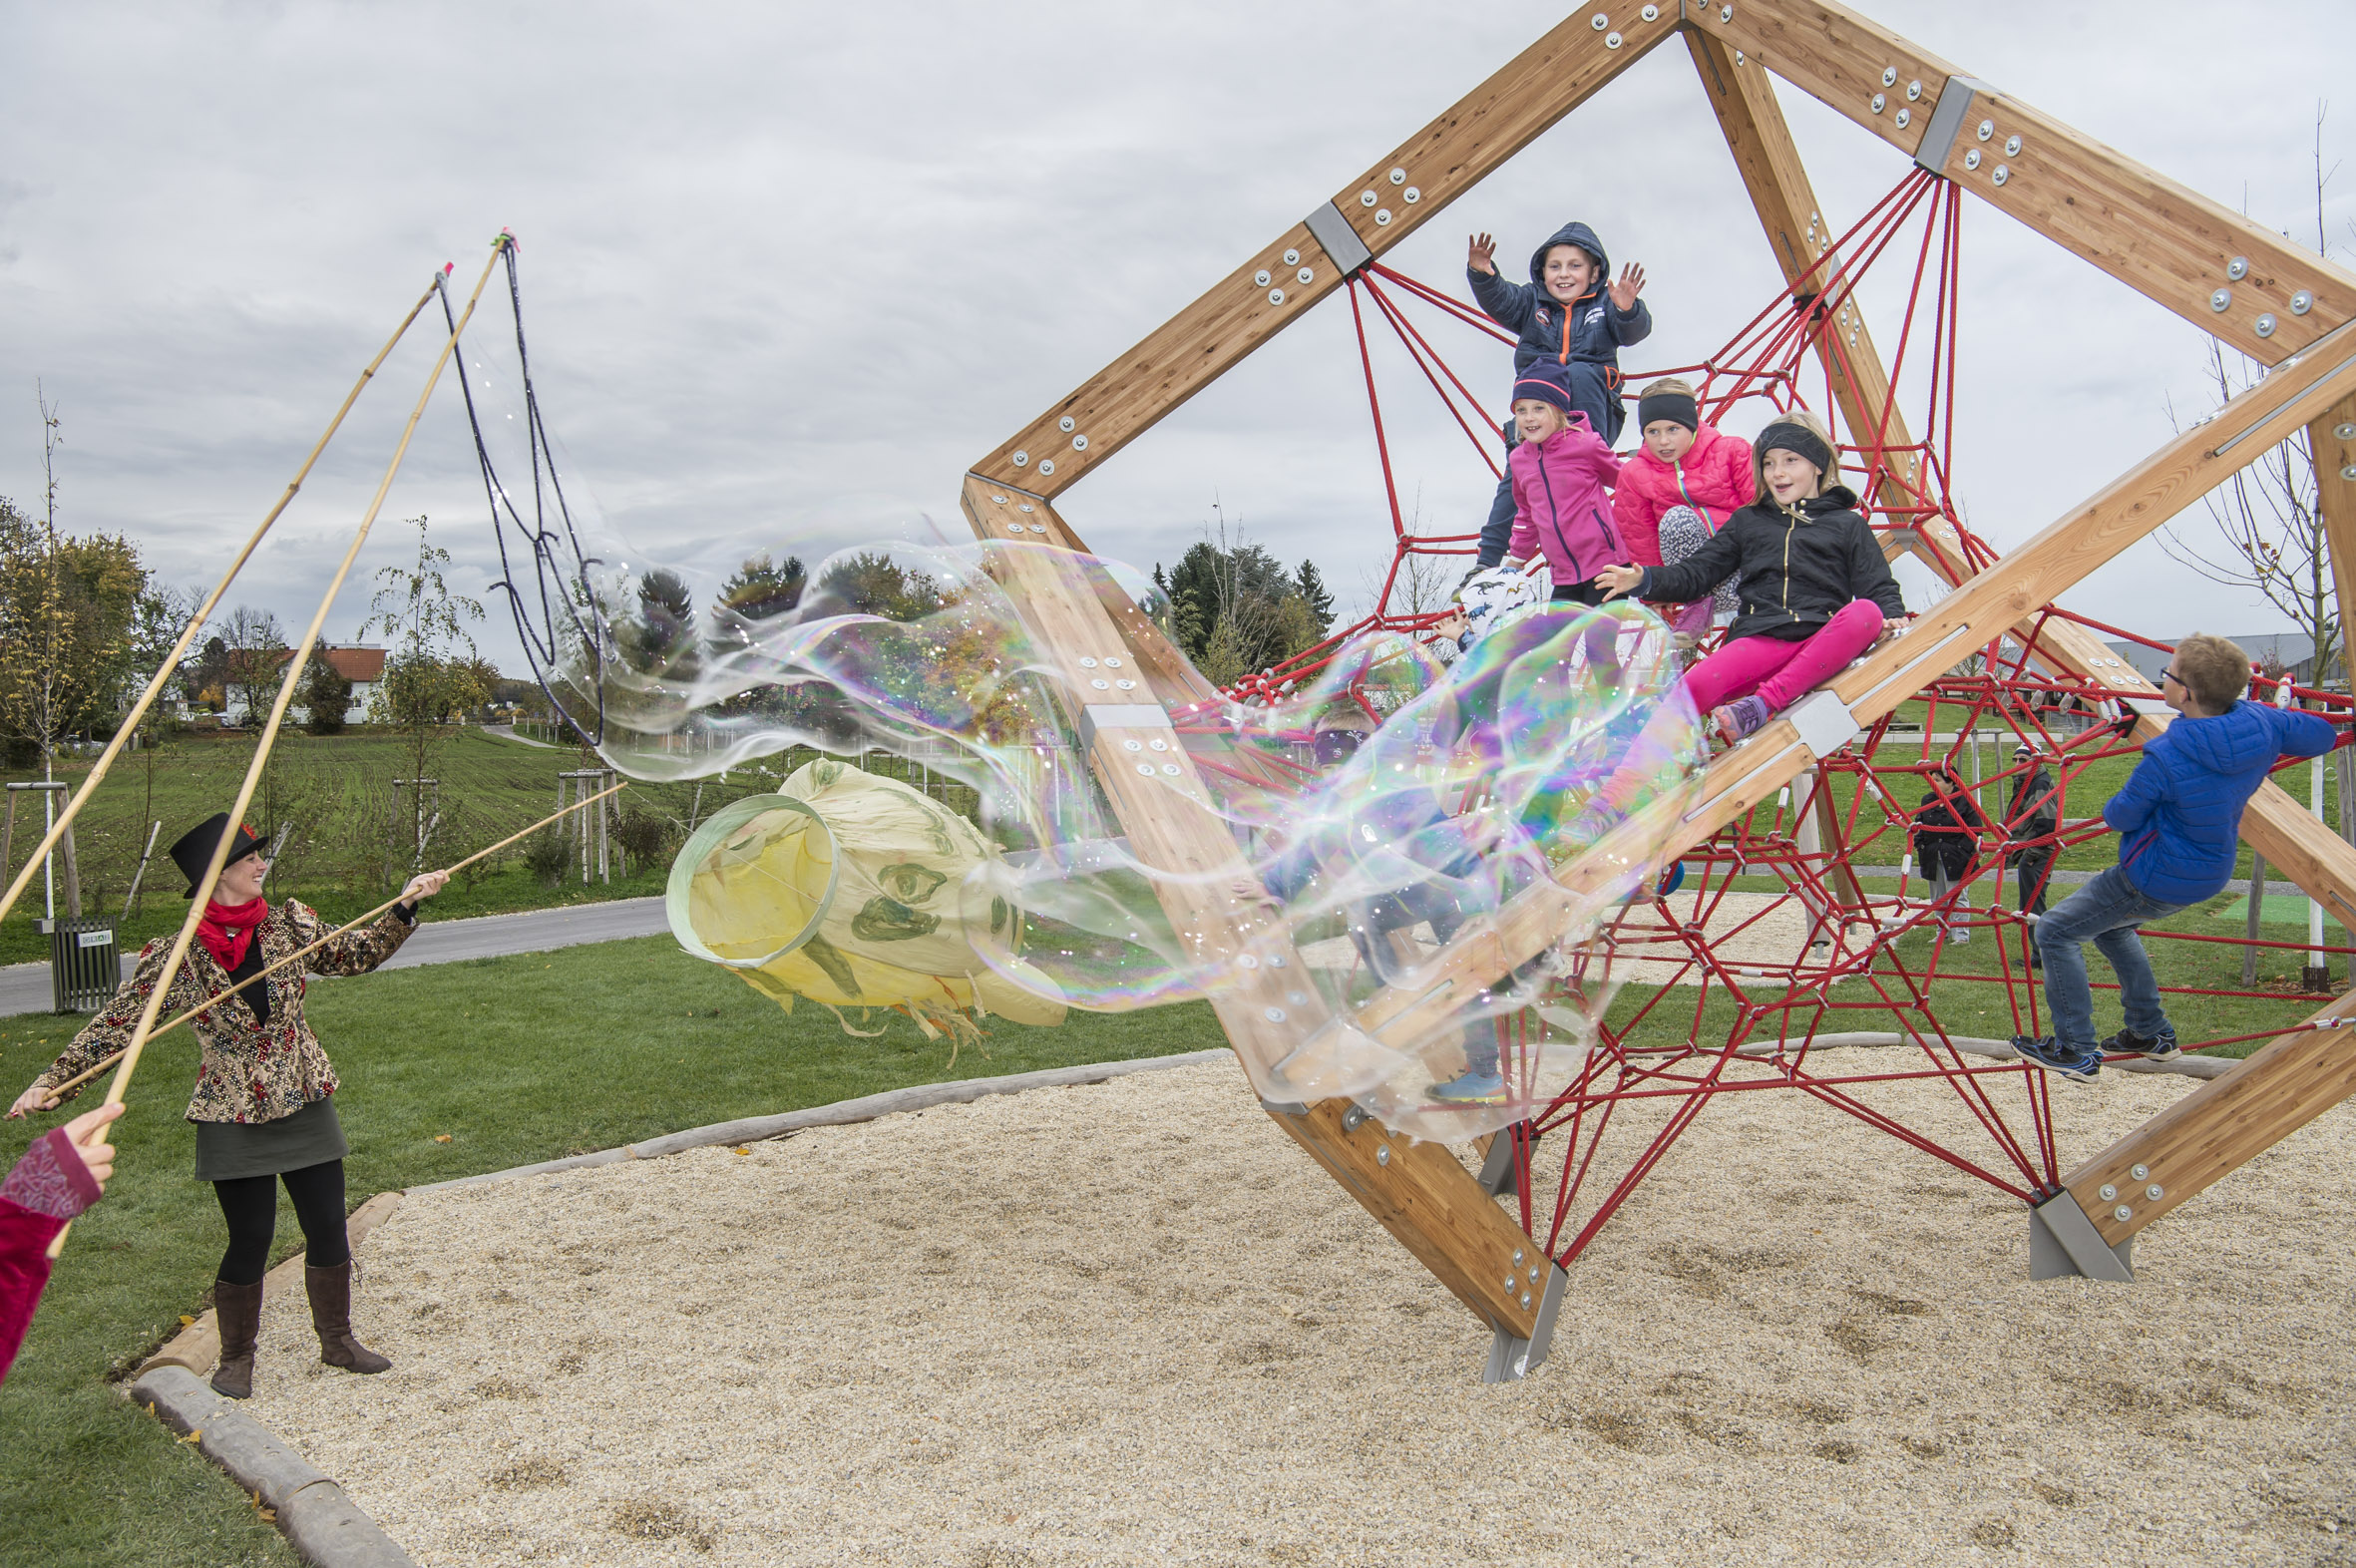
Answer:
[{"left": 6, "top": 813, "right": 446, "bottom": 1398}]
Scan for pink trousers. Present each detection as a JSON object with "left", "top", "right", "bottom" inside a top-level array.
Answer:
[{"left": 1683, "top": 600, "right": 1883, "bottom": 714}]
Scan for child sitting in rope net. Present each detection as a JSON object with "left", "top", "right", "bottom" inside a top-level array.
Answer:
[{"left": 1592, "top": 409, "right": 1909, "bottom": 750}]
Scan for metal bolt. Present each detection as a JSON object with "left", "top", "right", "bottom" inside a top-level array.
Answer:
[
  {"left": 2131, "top": 1164, "right": 2149, "bottom": 1180},
  {"left": 1078, "top": 656, "right": 1098, "bottom": 667},
  {"left": 1135, "top": 763, "right": 1153, "bottom": 777},
  {"left": 1720, "top": 4, "right": 1733, "bottom": 20},
  {"left": 1402, "top": 187, "right": 1420, "bottom": 203},
  {"left": 1037, "top": 458, "right": 1054, "bottom": 475},
  {"left": 1388, "top": 167, "right": 1406, "bottom": 184},
  {"left": 2292, "top": 289, "right": 2315, "bottom": 315},
  {"left": 2226, "top": 255, "right": 2250, "bottom": 281},
  {"left": 1090, "top": 678, "right": 1109, "bottom": 690},
  {"left": 1502, "top": 1276, "right": 1514, "bottom": 1292},
  {"left": 1342, "top": 1104, "right": 1367, "bottom": 1131},
  {"left": 2335, "top": 421, "right": 2356, "bottom": 440},
  {"left": 1254, "top": 269, "right": 1271, "bottom": 287},
  {"left": 1374, "top": 1145, "right": 1388, "bottom": 1166},
  {"left": 1115, "top": 678, "right": 1135, "bottom": 690},
  {"left": 1161, "top": 763, "right": 1180, "bottom": 776},
  {"left": 1267, "top": 955, "right": 1287, "bottom": 969},
  {"left": 1992, "top": 165, "right": 2009, "bottom": 186},
  {"left": 1895, "top": 108, "right": 1911, "bottom": 129},
  {"left": 1071, "top": 433, "right": 1088, "bottom": 450},
  {"left": 1964, "top": 149, "right": 1982, "bottom": 171},
  {"left": 1521, "top": 1292, "right": 1533, "bottom": 1309},
  {"left": 2146, "top": 1184, "right": 2164, "bottom": 1201},
  {"left": 2342, "top": 465, "right": 2356, "bottom": 481},
  {"left": 1104, "top": 655, "right": 1122, "bottom": 667},
  {"left": 1513, "top": 1248, "right": 1525, "bottom": 1264},
  {"left": 1059, "top": 415, "right": 1076, "bottom": 431},
  {"left": 1011, "top": 450, "right": 1028, "bottom": 467},
  {"left": 1641, "top": 2, "right": 1660, "bottom": 17},
  {"left": 1268, "top": 287, "right": 1285, "bottom": 304},
  {"left": 2005, "top": 134, "right": 2022, "bottom": 157},
  {"left": 1297, "top": 266, "right": 1315, "bottom": 284},
  {"left": 1374, "top": 209, "right": 1391, "bottom": 225},
  {"left": 1871, "top": 92, "right": 1886, "bottom": 114},
  {"left": 1264, "top": 1006, "right": 1287, "bottom": 1022},
  {"left": 2255, "top": 313, "right": 2277, "bottom": 338},
  {"left": 1976, "top": 119, "right": 1994, "bottom": 142},
  {"left": 1282, "top": 248, "right": 1300, "bottom": 265},
  {"left": 1605, "top": 30, "right": 1623, "bottom": 47},
  {"left": 1591, "top": 11, "right": 1608, "bottom": 27},
  {"left": 1360, "top": 190, "right": 1377, "bottom": 207},
  {"left": 1148, "top": 738, "right": 1167, "bottom": 751},
  {"left": 1733, "top": 48, "right": 1744, "bottom": 64},
  {"left": 1881, "top": 66, "right": 1897, "bottom": 87},
  {"left": 1528, "top": 1267, "right": 1540, "bottom": 1284},
  {"left": 1906, "top": 79, "right": 1923, "bottom": 101},
  {"left": 2209, "top": 287, "right": 2232, "bottom": 312},
  {"left": 1121, "top": 739, "right": 1140, "bottom": 752},
  {"left": 2115, "top": 1205, "right": 2134, "bottom": 1223},
  {"left": 2099, "top": 1183, "right": 2118, "bottom": 1201}
]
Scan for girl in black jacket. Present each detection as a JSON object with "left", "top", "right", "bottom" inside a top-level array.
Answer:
[{"left": 1596, "top": 410, "right": 1908, "bottom": 746}]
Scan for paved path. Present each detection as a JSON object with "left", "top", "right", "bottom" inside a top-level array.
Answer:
[{"left": 0, "top": 897, "right": 669, "bottom": 1017}]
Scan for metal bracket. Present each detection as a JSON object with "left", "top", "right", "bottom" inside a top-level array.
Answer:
[
  {"left": 1914, "top": 75, "right": 1995, "bottom": 175},
  {"left": 2028, "top": 1190, "right": 2136, "bottom": 1283},
  {"left": 1482, "top": 1261, "right": 1569, "bottom": 1382},
  {"left": 2119, "top": 695, "right": 2171, "bottom": 720},
  {"left": 1475, "top": 1125, "right": 1532, "bottom": 1196},
  {"left": 1785, "top": 689, "right": 1861, "bottom": 761},
  {"left": 1076, "top": 702, "right": 1173, "bottom": 751},
  {"left": 1256, "top": 1096, "right": 1310, "bottom": 1118},
  {"left": 1305, "top": 200, "right": 1374, "bottom": 278}
]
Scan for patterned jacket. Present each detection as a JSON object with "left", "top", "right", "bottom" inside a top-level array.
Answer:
[{"left": 31, "top": 902, "right": 413, "bottom": 1125}]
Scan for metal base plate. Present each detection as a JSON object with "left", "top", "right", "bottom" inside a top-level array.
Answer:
[
  {"left": 2028, "top": 1191, "right": 2135, "bottom": 1282},
  {"left": 1482, "top": 1262, "right": 1568, "bottom": 1382}
]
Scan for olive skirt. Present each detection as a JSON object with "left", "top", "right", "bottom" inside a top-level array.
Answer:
[{"left": 192, "top": 1095, "right": 349, "bottom": 1183}]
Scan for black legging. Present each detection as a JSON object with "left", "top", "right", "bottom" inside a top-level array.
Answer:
[{"left": 211, "top": 1160, "right": 350, "bottom": 1286}]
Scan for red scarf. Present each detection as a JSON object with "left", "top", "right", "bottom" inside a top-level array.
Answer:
[{"left": 196, "top": 898, "right": 269, "bottom": 972}]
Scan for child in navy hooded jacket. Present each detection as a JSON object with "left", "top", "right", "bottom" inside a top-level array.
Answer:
[
  {"left": 2015, "top": 634, "right": 2338, "bottom": 1081},
  {"left": 1468, "top": 221, "right": 1651, "bottom": 568}
]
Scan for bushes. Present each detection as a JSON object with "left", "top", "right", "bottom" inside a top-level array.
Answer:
[
  {"left": 613, "top": 807, "right": 671, "bottom": 872},
  {"left": 521, "top": 826, "right": 571, "bottom": 887}
]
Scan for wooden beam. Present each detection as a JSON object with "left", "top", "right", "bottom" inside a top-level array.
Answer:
[
  {"left": 1352, "top": 317, "right": 2356, "bottom": 1042},
  {"left": 2315, "top": 396, "right": 2356, "bottom": 677},
  {"left": 979, "top": 531, "right": 1543, "bottom": 1339},
  {"left": 1697, "top": 0, "right": 2356, "bottom": 363},
  {"left": 2064, "top": 998, "right": 2356, "bottom": 1247},
  {"left": 967, "top": 8, "right": 1683, "bottom": 495}
]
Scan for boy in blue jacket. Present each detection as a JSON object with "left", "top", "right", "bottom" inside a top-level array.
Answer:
[
  {"left": 1468, "top": 220, "right": 1651, "bottom": 569},
  {"left": 2015, "top": 634, "right": 2337, "bottom": 1081}
]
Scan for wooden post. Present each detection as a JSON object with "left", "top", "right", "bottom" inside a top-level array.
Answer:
[
  {"left": 2244, "top": 854, "right": 2267, "bottom": 987},
  {"left": 121, "top": 820, "right": 161, "bottom": 919}
]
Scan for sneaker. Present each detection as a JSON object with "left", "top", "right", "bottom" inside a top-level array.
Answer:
[
  {"left": 2100, "top": 1025, "right": 2179, "bottom": 1061},
  {"left": 1710, "top": 694, "right": 1771, "bottom": 747},
  {"left": 1950, "top": 926, "right": 1971, "bottom": 945},
  {"left": 1426, "top": 1071, "right": 1506, "bottom": 1105},
  {"left": 2011, "top": 1034, "right": 2101, "bottom": 1082}
]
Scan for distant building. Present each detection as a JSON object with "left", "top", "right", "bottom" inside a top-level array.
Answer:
[{"left": 222, "top": 644, "right": 391, "bottom": 724}]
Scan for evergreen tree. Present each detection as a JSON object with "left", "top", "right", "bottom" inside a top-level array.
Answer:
[{"left": 1294, "top": 560, "right": 1334, "bottom": 635}]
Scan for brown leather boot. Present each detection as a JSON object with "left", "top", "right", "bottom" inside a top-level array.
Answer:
[
  {"left": 210, "top": 1278, "right": 263, "bottom": 1399},
  {"left": 305, "top": 1261, "right": 390, "bottom": 1373}
]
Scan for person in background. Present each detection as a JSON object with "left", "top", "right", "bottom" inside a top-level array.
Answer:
[
  {"left": 2005, "top": 743, "right": 2062, "bottom": 964},
  {"left": 1, "top": 1102, "right": 123, "bottom": 1383},
  {"left": 2014, "top": 634, "right": 2338, "bottom": 1080},
  {"left": 1911, "top": 758, "right": 1987, "bottom": 944}
]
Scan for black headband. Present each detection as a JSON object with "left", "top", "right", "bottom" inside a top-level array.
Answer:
[
  {"left": 1758, "top": 420, "right": 1834, "bottom": 475},
  {"left": 1636, "top": 392, "right": 1698, "bottom": 434}
]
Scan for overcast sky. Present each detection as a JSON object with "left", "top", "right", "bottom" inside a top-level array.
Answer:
[{"left": 5, "top": 1, "right": 2355, "bottom": 678}]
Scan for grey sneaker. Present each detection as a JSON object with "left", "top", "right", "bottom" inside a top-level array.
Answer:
[
  {"left": 2012, "top": 1034, "right": 2101, "bottom": 1082},
  {"left": 2100, "top": 1025, "right": 2179, "bottom": 1061}
]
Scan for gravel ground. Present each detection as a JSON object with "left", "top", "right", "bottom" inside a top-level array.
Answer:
[{"left": 246, "top": 1055, "right": 2355, "bottom": 1567}]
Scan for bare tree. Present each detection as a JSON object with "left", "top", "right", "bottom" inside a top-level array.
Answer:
[{"left": 2160, "top": 104, "right": 2347, "bottom": 683}]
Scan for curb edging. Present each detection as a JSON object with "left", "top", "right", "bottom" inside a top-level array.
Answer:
[{"left": 134, "top": 1365, "right": 416, "bottom": 1567}]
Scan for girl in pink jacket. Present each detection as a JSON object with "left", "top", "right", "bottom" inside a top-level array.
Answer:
[
  {"left": 1612, "top": 378, "right": 1753, "bottom": 637},
  {"left": 1502, "top": 369, "right": 1636, "bottom": 602}
]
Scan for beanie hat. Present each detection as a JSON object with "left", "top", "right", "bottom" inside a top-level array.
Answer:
[
  {"left": 1510, "top": 366, "right": 1577, "bottom": 416},
  {"left": 1757, "top": 420, "right": 1835, "bottom": 475}
]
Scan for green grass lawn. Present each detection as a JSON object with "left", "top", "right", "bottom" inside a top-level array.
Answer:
[
  {"left": 0, "top": 935, "right": 1226, "bottom": 1568},
  {"left": 0, "top": 728, "right": 971, "bottom": 965}
]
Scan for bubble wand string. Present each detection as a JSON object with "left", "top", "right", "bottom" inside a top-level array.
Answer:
[
  {"left": 29, "top": 783, "right": 628, "bottom": 1107},
  {"left": 44, "top": 239, "right": 509, "bottom": 1263},
  {"left": 0, "top": 272, "right": 447, "bottom": 933}
]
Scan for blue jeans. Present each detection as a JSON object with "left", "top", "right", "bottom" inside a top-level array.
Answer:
[{"left": 2033, "top": 864, "right": 2181, "bottom": 1053}]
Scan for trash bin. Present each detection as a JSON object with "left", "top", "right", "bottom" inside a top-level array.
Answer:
[{"left": 48, "top": 917, "right": 121, "bottom": 1013}]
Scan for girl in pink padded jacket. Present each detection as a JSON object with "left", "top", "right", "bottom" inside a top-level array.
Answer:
[{"left": 1611, "top": 378, "right": 1754, "bottom": 637}]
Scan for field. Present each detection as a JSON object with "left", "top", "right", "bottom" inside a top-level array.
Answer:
[
  {"left": 0, "top": 935, "right": 1225, "bottom": 1568},
  {"left": 0, "top": 727, "right": 972, "bottom": 966}
]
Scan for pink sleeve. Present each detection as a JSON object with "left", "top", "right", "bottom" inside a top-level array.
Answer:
[
  {"left": 1506, "top": 460, "right": 1538, "bottom": 563},
  {"left": 0, "top": 1201, "right": 63, "bottom": 1385},
  {"left": 1612, "top": 472, "right": 1662, "bottom": 567},
  {"left": 1710, "top": 435, "right": 1756, "bottom": 517}
]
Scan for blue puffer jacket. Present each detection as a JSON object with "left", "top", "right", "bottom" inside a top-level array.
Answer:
[
  {"left": 1468, "top": 219, "right": 1653, "bottom": 442},
  {"left": 2106, "top": 699, "right": 2337, "bottom": 903}
]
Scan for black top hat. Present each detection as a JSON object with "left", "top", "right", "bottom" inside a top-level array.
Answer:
[{"left": 168, "top": 814, "right": 265, "bottom": 899}]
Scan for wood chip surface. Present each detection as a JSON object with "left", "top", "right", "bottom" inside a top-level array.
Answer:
[{"left": 245, "top": 1054, "right": 2355, "bottom": 1565}]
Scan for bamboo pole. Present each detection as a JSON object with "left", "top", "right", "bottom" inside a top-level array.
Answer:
[
  {"left": 0, "top": 273, "right": 446, "bottom": 933},
  {"left": 46, "top": 241, "right": 508, "bottom": 1262},
  {"left": 29, "top": 783, "right": 626, "bottom": 1105}
]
